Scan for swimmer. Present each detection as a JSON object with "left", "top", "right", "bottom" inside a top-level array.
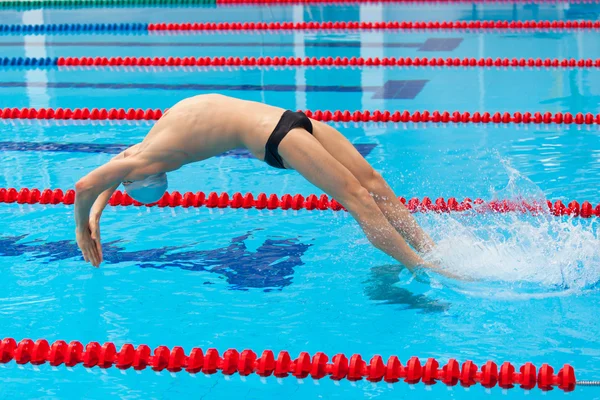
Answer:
[{"left": 75, "top": 94, "right": 439, "bottom": 273}]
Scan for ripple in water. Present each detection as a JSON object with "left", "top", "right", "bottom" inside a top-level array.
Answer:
[{"left": 418, "top": 159, "right": 600, "bottom": 298}]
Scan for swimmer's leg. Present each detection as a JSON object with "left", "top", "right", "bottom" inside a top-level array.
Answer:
[
  {"left": 309, "top": 119, "right": 435, "bottom": 253},
  {"left": 277, "top": 128, "right": 424, "bottom": 268}
]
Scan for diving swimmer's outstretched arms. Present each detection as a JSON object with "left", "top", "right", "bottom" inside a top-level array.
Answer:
[
  {"left": 75, "top": 148, "right": 182, "bottom": 266},
  {"left": 75, "top": 94, "right": 439, "bottom": 274}
]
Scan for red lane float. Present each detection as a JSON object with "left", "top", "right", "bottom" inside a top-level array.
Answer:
[
  {"left": 0, "top": 107, "right": 163, "bottom": 121},
  {"left": 1, "top": 188, "right": 598, "bottom": 218},
  {"left": 0, "top": 338, "right": 576, "bottom": 391},
  {"left": 2, "top": 107, "right": 600, "bottom": 126},
  {"left": 147, "top": 20, "right": 600, "bottom": 32},
  {"left": 54, "top": 55, "right": 600, "bottom": 69}
]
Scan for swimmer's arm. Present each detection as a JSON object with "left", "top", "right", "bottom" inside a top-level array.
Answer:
[
  {"left": 90, "top": 183, "right": 120, "bottom": 220},
  {"left": 89, "top": 151, "right": 128, "bottom": 219},
  {"left": 75, "top": 157, "right": 149, "bottom": 267},
  {"left": 75, "top": 157, "right": 147, "bottom": 228}
]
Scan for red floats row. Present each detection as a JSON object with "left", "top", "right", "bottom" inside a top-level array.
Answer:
[
  {"left": 0, "top": 107, "right": 163, "bottom": 120},
  {"left": 55, "top": 55, "right": 600, "bottom": 69},
  {"left": 303, "top": 110, "right": 600, "bottom": 124},
  {"left": 0, "top": 338, "right": 576, "bottom": 391},
  {"left": 147, "top": 20, "right": 600, "bottom": 31},
  {"left": 1, "top": 188, "right": 599, "bottom": 218},
  {"left": 2, "top": 107, "right": 600, "bottom": 125}
]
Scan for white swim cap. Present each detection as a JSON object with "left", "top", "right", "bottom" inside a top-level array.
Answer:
[{"left": 123, "top": 172, "right": 168, "bottom": 204}]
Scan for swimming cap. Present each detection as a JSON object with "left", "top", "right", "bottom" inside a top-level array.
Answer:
[{"left": 123, "top": 172, "right": 168, "bottom": 204}]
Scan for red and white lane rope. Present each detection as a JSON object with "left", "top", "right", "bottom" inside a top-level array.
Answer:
[
  {"left": 48, "top": 55, "right": 600, "bottom": 70},
  {"left": 0, "top": 338, "right": 576, "bottom": 391},
  {"left": 1, "top": 188, "right": 598, "bottom": 218},
  {"left": 147, "top": 20, "right": 600, "bottom": 32},
  {"left": 2, "top": 107, "right": 600, "bottom": 126}
]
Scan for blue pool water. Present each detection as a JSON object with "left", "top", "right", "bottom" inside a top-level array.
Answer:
[{"left": 2, "top": 2, "right": 600, "bottom": 399}]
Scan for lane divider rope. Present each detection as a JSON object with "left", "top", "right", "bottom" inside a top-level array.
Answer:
[
  {"left": 1, "top": 188, "right": 597, "bottom": 218},
  {"left": 3, "top": 56, "right": 600, "bottom": 70},
  {"left": 2, "top": 107, "right": 600, "bottom": 126},
  {"left": 2, "top": 20, "right": 600, "bottom": 34},
  {"left": 0, "top": 338, "right": 576, "bottom": 391},
  {"left": 0, "top": 23, "right": 146, "bottom": 33},
  {"left": 1, "top": 0, "right": 600, "bottom": 9},
  {"left": 147, "top": 20, "right": 600, "bottom": 31},
  {"left": 0, "top": 0, "right": 216, "bottom": 9}
]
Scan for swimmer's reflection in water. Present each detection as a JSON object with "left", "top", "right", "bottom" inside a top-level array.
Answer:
[{"left": 363, "top": 264, "right": 449, "bottom": 314}]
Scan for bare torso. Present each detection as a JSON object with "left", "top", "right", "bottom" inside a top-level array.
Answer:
[{"left": 131, "top": 94, "right": 289, "bottom": 167}]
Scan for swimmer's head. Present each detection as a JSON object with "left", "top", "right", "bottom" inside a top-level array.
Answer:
[{"left": 123, "top": 172, "right": 168, "bottom": 204}]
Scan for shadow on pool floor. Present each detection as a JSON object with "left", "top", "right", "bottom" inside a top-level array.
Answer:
[{"left": 0, "top": 232, "right": 310, "bottom": 292}]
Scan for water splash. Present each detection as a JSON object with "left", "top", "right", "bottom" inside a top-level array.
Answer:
[{"left": 420, "top": 158, "right": 600, "bottom": 298}]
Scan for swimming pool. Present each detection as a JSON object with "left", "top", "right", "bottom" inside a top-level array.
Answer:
[{"left": 1, "top": 1, "right": 600, "bottom": 398}]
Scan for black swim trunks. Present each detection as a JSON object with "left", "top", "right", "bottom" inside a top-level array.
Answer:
[{"left": 264, "top": 110, "right": 313, "bottom": 169}]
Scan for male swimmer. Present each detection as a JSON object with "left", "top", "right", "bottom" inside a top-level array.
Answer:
[{"left": 75, "top": 94, "right": 440, "bottom": 273}]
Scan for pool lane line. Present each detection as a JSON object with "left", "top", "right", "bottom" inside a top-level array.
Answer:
[
  {"left": 2, "top": 20, "right": 600, "bottom": 34},
  {"left": 0, "top": 337, "right": 577, "bottom": 392},
  {"left": 0, "top": 81, "right": 375, "bottom": 93},
  {"left": 0, "top": 188, "right": 596, "bottom": 219},
  {"left": 0, "top": 141, "right": 377, "bottom": 158},
  {"left": 1, "top": 0, "right": 600, "bottom": 9},
  {"left": 1, "top": 107, "right": 600, "bottom": 126},
  {"left": 0, "top": 41, "right": 429, "bottom": 49},
  {"left": 5, "top": 119, "right": 598, "bottom": 131},
  {"left": 0, "top": 80, "right": 428, "bottom": 100},
  {"left": 3, "top": 55, "right": 599, "bottom": 70}
]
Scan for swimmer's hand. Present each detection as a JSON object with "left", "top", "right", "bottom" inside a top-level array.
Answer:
[{"left": 76, "top": 217, "right": 103, "bottom": 267}]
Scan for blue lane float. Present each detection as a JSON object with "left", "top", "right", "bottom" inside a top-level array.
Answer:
[
  {"left": 0, "top": 57, "right": 58, "bottom": 66},
  {"left": 0, "top": 23, "right": 148, "bottom": 33}
]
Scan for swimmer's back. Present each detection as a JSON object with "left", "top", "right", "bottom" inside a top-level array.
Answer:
[
  {"left": 140, "top": 94, "right": 288, "bottom": 162},
  {"left": 134, "top": 94, "right": 287, "bottom": 163}
]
